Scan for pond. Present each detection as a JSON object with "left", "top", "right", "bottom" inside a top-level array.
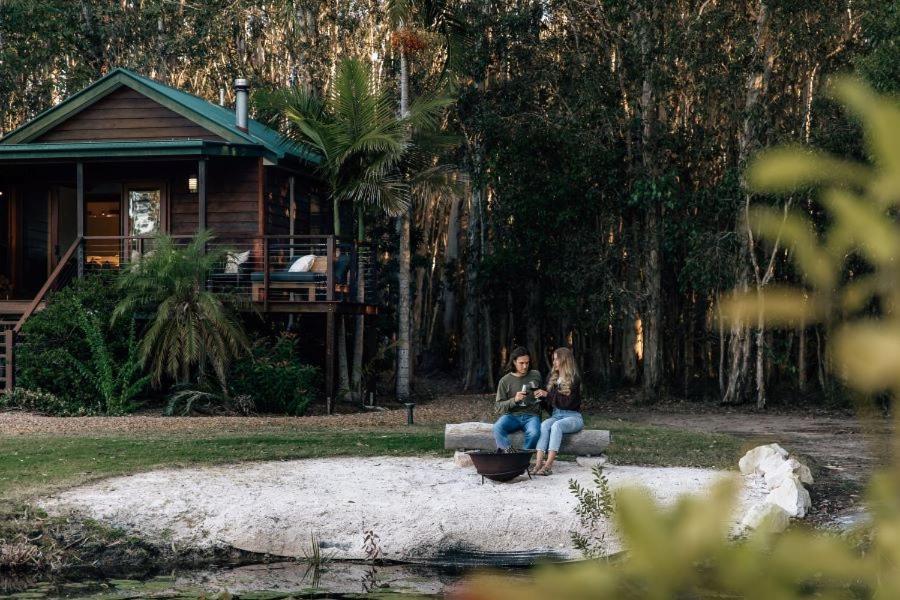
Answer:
[{"left": 0, "top": 554, "right": 542, "bottom": 599}]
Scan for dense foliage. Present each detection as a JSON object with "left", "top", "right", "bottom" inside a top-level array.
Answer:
[
  {"left": 463, "top": 76, "right": 900, "bottom": 600},
  {"left": 14, "top": 275, "right": 134, "bottom": 414},
  {"left": 231, "top": 334, "right": 320, "bottom": 415}
]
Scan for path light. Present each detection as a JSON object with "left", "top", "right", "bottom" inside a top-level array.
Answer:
[
  {"left": 188, "top": 175, "right": 198, "bottom": 193},
  {"left": 405, "top": 402, "right": 415, "bottom": 425}
]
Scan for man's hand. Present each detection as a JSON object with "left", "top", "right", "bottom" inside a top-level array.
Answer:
[{"left": 514, "top": 391, "right": 527, "bottom": 403}]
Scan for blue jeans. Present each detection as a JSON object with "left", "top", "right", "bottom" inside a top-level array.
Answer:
[
  {"left": 537, "top": 409, "right": 584, "bottom": 453},
  {"left": 492, "top": 413, "right": 541, "bottom": 450}
]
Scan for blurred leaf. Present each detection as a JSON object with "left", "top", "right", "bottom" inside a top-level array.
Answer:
[
  {"left": 720, "top": 288, "right": 824, "bottom": 327},
  {"left": 831, "top": 77, "right": 900, "bottom": 184},
  {"left": 823, "top": 188, "right": 900, "bottom": 267},
  {"left": 831, "top": 321, "right": 900, "bottom": 392},
  {"left": 840, "top": 275, "right": 880, "bottom": 313},
  {"left": 750, "top": 207, "right": 835, "bottom": 289},
  {"left": 747, "top": 146, "right": 871, "bottom": 194}
]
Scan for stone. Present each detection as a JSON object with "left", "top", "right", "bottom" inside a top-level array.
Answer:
[
  {"left": 444, "top": 422, "right": 610, "bottom": 455},
  {"left": 576, "top": 455, "right": 608, "bottom": 469},
  {"left": 765, "top": 476, "right": 812, "bottom": 518},
  {"left": 741, "top": 502, "right": 791, "bottom": 533},
  {"left": 764, "top": 457, "right": 814, "bottom": 488},
  {"left": 453, "top": 451, "right": 474, "bottom": 468},
  {"left": 738, "top": 443, "right": 789, "bottom": 475}
]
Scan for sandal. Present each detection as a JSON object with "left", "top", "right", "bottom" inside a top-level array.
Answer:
[
  {"left": 529, "top": 464, "right": 542, "bottom": 475},
  {"left": 536, "top": 466, "right": 553, "bottom": 476}
]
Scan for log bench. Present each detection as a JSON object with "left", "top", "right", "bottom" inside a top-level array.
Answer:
[{"left": 444, "top": 422, "right": 611, "bottom": 455}]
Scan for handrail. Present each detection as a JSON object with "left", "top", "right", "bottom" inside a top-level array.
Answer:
[{"left": 14, "top": 236, "right": 83, "bottom": 333}]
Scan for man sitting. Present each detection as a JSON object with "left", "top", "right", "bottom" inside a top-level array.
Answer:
[{"left": 492, "top": 346, "right": 543, "bottom": 452}]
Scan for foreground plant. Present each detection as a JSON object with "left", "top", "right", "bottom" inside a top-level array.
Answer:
[{"left": 458, "top": 78, "right": 900, "bottom": 600}]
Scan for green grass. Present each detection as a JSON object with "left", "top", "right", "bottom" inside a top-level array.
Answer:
[
  {"left": 0, "top": 427, "right": 445, "bottom": 500},
  {"left": 0, "top": 420, "right": 744, "bottom": 501},
  {"left": 589, "top": 419, "right": 745, "bottom": 470}
]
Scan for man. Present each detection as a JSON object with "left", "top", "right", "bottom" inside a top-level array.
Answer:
[{"left": 492, "top": 346, "right": 543, "bottom": 451}]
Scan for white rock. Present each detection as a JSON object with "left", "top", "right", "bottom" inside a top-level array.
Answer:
[
  {"left": 576, "top": 455, "right": 608, "bottom": 469},
  {"left": 764, "top": 457, "right": 814, "bottom": 488},
  {"left": 741, "top": 502, "right": 791, "bottom": 533},
  {"left": 453, "top": 451, "right": 474, "bottom": 468},
  {"left": 765, "top": 476, "right": 812, "bottom": 518},
  {"left": 738, "top": 444, "right": 789, "bottom": 475}
]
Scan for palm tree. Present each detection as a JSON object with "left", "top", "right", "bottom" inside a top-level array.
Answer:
[
  {"left": 112, "top": 231, "right": 249, "bottom": 389},
  {"left": 256, "top": 57, "right": 452, "bottom": 400},
  {"left": 388, "top": 0, "right": 467, "bottom": 401}
]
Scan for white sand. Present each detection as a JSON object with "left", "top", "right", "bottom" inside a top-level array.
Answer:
[{"left": 41, "top": 457, "right": 767, "bottom": 561}]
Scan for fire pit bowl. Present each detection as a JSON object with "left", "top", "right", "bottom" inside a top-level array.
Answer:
[{"left": 468, "top": 450, "right": 534, "bottom": 483}]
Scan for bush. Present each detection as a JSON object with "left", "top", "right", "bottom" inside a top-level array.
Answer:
[
  {"left": 230, "top": 334, "right": 319, "bottom": 415},
  {"left": 16, "top": 275, "right": 133, "bottom": 413},
  {"left": 0, "top": 388, "right": 90, "bottom": 416}
]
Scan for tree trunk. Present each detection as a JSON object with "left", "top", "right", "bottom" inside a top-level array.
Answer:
[
  {"left": 722, "top": 0, "right": 774, "bottom": 405},
  {"left": 338, "top": 317, "right": 350, "bottom": 400},
  {"left": 638, "top": 4, "right": 662, "bottom": 402},
  {"left": 462, "top": 181, "right": 482, "bottom": 390},
  {"left": 798, "top": 325, "right": 807, "bottom": 394},
  {"left": 350, "top": 215, "right": 366, "bottom": 402},
  {"left": 395, "top": 48, "right": 412, "bottom": 401},
  {"left": 441, "top": 195, "right": 460, "bottom": 338}
]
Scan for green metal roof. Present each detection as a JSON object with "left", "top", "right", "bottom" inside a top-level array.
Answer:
[
  {"left": 0, "top": 140, "right": 270, "bottom": 160},
  {"left": 0, "top": 68, "right": 320, "bottom": 166}
]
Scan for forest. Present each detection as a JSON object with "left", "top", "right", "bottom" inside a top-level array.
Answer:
[{"left": 1, "top": 0, "right": 897, "bottom": 408}]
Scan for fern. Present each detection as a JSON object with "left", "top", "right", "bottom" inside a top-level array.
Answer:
[{"left": 65, "top": 302, "right": 149, "bottom": 415}]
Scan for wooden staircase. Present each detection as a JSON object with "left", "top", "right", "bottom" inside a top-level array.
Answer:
[{"left": 0, "top": 301, "right": 31, "bottom": 392}]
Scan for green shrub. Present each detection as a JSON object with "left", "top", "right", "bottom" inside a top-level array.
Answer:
[
  {"left": 66, "top": 304, "right": 150, "bottom": 416},
  {"left": 230, "top": 334, "right": 319, "bottom": 415},
  {"left": 16, "top": 275, "right": 132, "bottom": 413},
  {"left": 0, "top": 388, "right": 90, "bottom": 416}
]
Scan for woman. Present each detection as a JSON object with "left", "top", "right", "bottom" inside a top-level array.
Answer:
[
  {"left": 492, "top": 346, "right": 543, "bottom": 451},
  {"left": 532, "top": 347, "right": 583, "bottom": 475}
]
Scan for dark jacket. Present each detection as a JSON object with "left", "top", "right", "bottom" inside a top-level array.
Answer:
[{"left": 541, "top": 379, "right": 581, "bottom": 412}]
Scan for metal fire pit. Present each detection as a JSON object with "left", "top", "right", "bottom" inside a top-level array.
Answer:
[{"left": 468, "top": 450, "right": 533, "bottom": 484}]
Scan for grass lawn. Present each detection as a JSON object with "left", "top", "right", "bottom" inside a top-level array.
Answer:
[{"left": 0, "top": 419, "right": 744, "bottom": 501}]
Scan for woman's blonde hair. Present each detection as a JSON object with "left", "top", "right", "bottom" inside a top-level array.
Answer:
[{"left": 547, "top": 347, "right": 579, "bottom": 394}]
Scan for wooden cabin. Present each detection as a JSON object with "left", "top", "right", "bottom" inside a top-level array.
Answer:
[{"left": 0, "top": 68, "right": 377, "bottom": 403}]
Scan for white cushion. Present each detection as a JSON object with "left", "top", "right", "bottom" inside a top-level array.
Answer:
[
  {"left": 224, "top": 250, "right": 250, "bottom": 274},
  {"left": 288, "top": 254, "right": 317, "bottom": 272}
]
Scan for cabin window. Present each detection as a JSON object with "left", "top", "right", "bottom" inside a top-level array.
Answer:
[{"left": 128, "top": 189, "right": 161, "bottom": 236}]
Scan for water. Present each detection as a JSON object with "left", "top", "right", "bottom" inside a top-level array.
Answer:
[{"left": 0, "top": 558, "right": 537, "bottom": 599}]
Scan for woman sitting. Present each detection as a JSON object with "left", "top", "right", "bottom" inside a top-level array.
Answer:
[{"left": 532, "top": 347, "right": 583, "bottom": 475}]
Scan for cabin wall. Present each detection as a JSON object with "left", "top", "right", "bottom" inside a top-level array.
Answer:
[
  {"left": 36, "top": 87, "right": 225, "bottom": 143},
  {"left": 207, "top": 158, "right": 260, "bottom": 239}
]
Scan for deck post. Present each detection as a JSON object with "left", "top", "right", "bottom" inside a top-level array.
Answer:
[
  {"left": 5, "top": 329, "right": 14, "bottom": 392},
  {"left": 326, "top": 236, "right": 335, "bottom": 302},
  {"left": 263, "top": 237, "right": 270, "bottom": 311},
  {"left": 325, "top": 309, "right": 335, "bottom": 411},
  {"left": 76, "top": 162, "right": 84, "bottom": 278},
  {"left": 198, "top": 159, "right": 207, "bottom": 233}
]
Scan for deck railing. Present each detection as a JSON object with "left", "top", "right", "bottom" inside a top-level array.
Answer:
[{"left": 79, "top": 234, "right": 378, "bottom": 308}]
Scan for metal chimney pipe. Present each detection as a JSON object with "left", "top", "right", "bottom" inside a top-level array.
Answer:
[
  {"left": 234, "top": 78, "right": 249, "bottom": 131},
  {"left": 219, "top": 88, "right": 225, "bottom": 106}
]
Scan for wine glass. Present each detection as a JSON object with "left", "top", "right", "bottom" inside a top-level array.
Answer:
[{"left": 529, "top": 380, "right": 540, "bottom": 402}]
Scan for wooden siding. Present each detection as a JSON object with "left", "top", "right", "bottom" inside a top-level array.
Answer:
[
  {"left": 207, "top": 158, "right": 260, "bottom": 238},
  {"left": 36, "top": 87, "right": 226, "bottom": 143}
]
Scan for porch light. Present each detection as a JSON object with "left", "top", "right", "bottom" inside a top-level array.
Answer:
[{"left": 188, "top": 175, "right": 198, "bottom": 193}]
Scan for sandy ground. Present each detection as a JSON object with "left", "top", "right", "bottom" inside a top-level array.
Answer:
[{"left": 41, "top": 457, "right": 767, "bottom": 562}]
